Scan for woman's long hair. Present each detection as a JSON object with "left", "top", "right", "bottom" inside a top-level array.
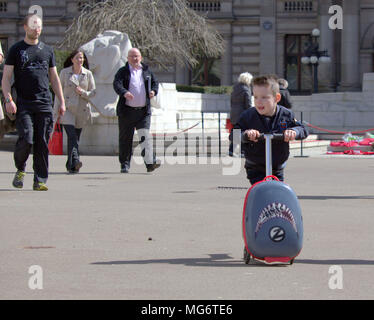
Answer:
[{"left": 63, "top": 50, "right": 90, "bottom": 69}]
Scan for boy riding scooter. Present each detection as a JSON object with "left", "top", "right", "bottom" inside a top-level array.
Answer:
[
  {"left": 235, "top": 75, "right": 308, "bottom": 185},
  {"left": 238, "top": 75, "right": 308, "bottom": 264}
]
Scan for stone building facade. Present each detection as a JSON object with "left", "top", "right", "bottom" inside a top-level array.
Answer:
[
  {"left": 184, "top": 0, "right": 374, "bottom": 94},
  {"left": 0, "top": 0, "right": 373, "bottom": 94}
]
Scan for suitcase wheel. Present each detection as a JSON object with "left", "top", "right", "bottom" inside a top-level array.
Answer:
[{"left": 243, "top": 247, "right": 251, "bottom": 264}]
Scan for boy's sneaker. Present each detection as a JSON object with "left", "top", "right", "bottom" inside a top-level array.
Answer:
[
  {"left": 33, "top": 182, "right": 48, "bottom": 191},
  {"left": 12, "top": 170, "right": 26, "bottom": 189}
]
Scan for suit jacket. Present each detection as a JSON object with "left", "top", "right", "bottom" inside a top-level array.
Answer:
[
  {"left": 54, "top": 66, "right": 96, "bottom": 128},
  {"left": 113, "top": 62, "right": 158, "bottom": 117},
  {"left": 236, "top": 105, "right": 308, "bottom": 167}
]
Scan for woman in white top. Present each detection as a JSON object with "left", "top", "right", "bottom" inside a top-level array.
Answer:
[{"left": 54, "top": 50, "right": 96, "bottom": 173}]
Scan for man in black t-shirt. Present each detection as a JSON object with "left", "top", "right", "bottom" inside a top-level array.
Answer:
[{"left": 1, "top": 13, "right": 65, "bottom": 191}]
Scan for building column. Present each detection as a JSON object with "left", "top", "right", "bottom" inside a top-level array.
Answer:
[
  {"left": 340, "top": 0, "right": 361, "bottom": 91},
  {"left": 221, "top": 33, "right": 232, "bottom": 85},
  {"left": 259, "top": 0, "right": 276, "bottom": 75},
  {"left": 318, "top": 0, "right": 335, "bottom": 91}
]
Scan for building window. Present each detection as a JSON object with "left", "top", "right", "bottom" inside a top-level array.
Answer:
[
  {"left": 189, "top": 1, "right": 221, "bottom": 12},
  {"left": 284, "top": 1, "right": 313, "bottom": 12},
  {"left": 191, "top": 58, "right": 221, "bottom": 86},
  {"left": 0, "top": 1, "right": 7, "bottom": 12},
  {"left": 285, "top": 35, "right": 313, "bottom": 94}
]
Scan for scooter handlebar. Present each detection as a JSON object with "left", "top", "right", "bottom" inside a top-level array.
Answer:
[{"left": 257, "top": 133, "right": 284, "bottom": 141}]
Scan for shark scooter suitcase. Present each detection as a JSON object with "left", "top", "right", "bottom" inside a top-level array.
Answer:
[{"left": 242, "top": 134, "right": 303, "bottom": 265}]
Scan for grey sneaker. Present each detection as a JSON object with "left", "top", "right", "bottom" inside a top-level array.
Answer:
[
  {"left": 12, "top": 170, "right": 26, "bottom": 188},
  {"left": 120, "top": 163, "right": 130, "bottom": 173}
]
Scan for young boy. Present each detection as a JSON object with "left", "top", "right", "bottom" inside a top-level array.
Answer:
[{"left": 235, "top": 75, "right": 308, "bottom": 185}]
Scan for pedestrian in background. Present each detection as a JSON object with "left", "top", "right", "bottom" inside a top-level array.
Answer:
[
  {"left": 113, "top": 47, "right": 160, "bottom": 173},
  {"left": 278, "top": 78, "right": 293, "bottom": 109},
  {"left": 229, "top": 72, "right": 253, "bottom": 157},
  {"left": 54, "top": 49, "right": 96, "bottom": 173},
  {"left": 1, "top": 14, "right": 65, "bottom": 191}
]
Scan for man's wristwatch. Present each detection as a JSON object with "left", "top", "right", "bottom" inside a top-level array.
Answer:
[{"left": 5, "top": 97, "right": 13, "bottom": 103}]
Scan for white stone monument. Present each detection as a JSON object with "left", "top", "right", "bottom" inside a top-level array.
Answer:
[
  {"left": 77, "top": 30, "right": 178, "bottom": 155},
  {"left": 80, "top": 30, "right": 131, "bottom": 118}
]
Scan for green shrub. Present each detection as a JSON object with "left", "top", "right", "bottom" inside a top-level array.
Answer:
[
  {"left": 54, "top": 49, "right": 70, "bottom": 73},
  {"left": 176, "top": 85, "right": 204, "bottom": 93},
  {"left": 203, "top": 86, "right": 232, "bottom": 94},
  {"left": 176, "top": 85, "right": 232, "bottom": 95}
]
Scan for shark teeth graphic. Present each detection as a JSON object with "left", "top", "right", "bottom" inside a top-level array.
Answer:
[{"left": 255, "top": 202, "right": 297, "bottom": 236}]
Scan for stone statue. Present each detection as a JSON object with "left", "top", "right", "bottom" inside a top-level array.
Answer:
[{"left": 80, "top": 30, "right": 132, "bottom": 117}]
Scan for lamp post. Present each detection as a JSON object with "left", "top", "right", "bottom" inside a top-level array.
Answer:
[{"left": 301, "top": 28, "right": 331, "bottom": 93}]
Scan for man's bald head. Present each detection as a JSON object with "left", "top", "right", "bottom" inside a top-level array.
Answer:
[{"left": 127, "top": 48, "right": 142, "bottom": 69}]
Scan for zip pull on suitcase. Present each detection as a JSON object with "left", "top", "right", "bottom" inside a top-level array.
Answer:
[{"left": 242, "top": 134, "right": 303, "bottom": 265}]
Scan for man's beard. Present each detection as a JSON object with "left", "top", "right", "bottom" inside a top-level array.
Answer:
[{"left": 26, "top": 32, "right": 39, "bottom": 40}]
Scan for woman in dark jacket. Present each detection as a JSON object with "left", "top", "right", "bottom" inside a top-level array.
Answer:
[
  {"left": 278, "top": 78, "right": 293, "bottom": 109},
  {"left": 229, "top": 72, "right": 253, "bottom": 156}
]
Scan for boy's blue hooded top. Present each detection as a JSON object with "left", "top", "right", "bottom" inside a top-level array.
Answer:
[{"left": 235, "top": 105, "right": 309, "bottom": 167}]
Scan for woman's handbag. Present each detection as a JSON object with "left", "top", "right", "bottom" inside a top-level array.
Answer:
[{"left": 48, "top": 120, "right": 63, "bottom": 155}]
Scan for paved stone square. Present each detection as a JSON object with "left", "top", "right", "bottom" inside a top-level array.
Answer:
[{"left": 0, "top": 150, "right": 373, "bottom": 300}]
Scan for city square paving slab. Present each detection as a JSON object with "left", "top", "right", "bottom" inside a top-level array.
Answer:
[{"left": 0, "top": 150, "right": 373, "bottom": 300}]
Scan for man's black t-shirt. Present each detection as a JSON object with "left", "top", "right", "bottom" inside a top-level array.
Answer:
[{"left": 5, "top": 40, "right": 56, "bottom": 112}]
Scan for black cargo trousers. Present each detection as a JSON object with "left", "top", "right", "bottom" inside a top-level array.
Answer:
[{"left": 14, "top": 107, "right": 53, "bottom": 183}]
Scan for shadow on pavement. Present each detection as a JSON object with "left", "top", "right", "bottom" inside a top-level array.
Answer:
[
  {"left": 299, "top": 195, "right": 374, "bottom": 200},
  {"left": 92, "top": 255, "right": 374, "bottom": 267},
  {"left": 0, "top": 188, "right": 33, "bottom": 192},
  {"left": 295, "top": 259, "right": 374, "bottom": 265},
  {"left": 91, "top": 254, "right": 288, "bottom": 268}
]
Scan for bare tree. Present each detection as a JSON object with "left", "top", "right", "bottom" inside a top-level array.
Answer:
[{"left": 59, "top": 0, "right": 225, "bottom": 68}]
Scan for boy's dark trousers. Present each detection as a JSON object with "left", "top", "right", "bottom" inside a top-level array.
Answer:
[
  {"left": 14, "top": 109, "right": 53, "bottom": 183},
  {"left": 63, "top": 125, "right": 82, "bottom": 171},
  {"left": 245, "top": 159, "right": 286, "bottom": 185}
]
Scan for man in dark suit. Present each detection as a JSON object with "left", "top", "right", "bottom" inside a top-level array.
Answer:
[{"left": 113, "top": 48, "right": 160, "bottom": 173}]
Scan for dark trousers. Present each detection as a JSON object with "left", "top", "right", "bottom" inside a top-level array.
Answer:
[
  {"left": 63, "top": 125, "right": 82, "bottom": 171},
  {"left": 14, "top": 109, "right": 53, "bottom": 183},
  {"left": 245, "top": 161, "right": 286, "bottom": 185},
  {"left": 118, "top": 106, "right": 154, "bottom": 167}
]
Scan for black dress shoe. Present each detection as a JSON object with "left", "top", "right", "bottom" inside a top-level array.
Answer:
[
  {"left": 146, "top": 160, "right": 161, "bottom": 173},
  {"left": 74, "top": 161, "right": 83, "bottom": 172}
]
